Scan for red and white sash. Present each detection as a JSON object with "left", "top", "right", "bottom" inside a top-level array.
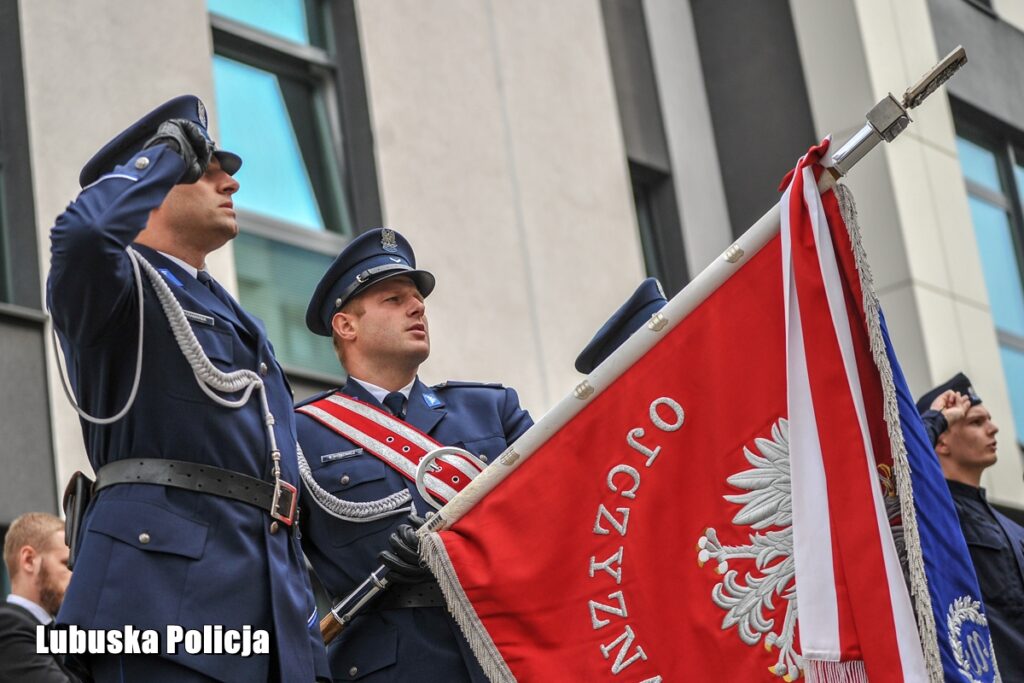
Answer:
[{"left": 297, "top": 394, "right": 482, "bottom": 504}]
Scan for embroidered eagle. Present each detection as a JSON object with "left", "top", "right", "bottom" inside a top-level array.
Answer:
[{"left": 697, "top": 418, "right": 802, "bottom": 681}]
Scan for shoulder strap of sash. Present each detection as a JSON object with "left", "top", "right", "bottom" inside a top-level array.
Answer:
[{"left": 297, "top": 393, "right": 482, "bottom": 504}]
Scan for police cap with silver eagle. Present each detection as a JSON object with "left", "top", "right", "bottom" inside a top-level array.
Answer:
[
  {"left": 306, "top": 228, "right": 436, "bottom": 336},
  {"left": 915, "top": 371, "right": 983, "bottom": 415},
  {"left": 78, "top": 94, "right": 241, "bottom": 188},
  {"left": 575, "top": 278, "right": 668, "bottom": 374}
]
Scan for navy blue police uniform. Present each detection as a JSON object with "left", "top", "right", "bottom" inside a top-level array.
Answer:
[
  {"left": 916, "top": 374, "right": 1024, "bottom": 681},
  {"left": 295, "top": 229, "right": 533, "bottom": 681},
  {"left": 48, "top": 96, "right": 329, "bottom": 682}
]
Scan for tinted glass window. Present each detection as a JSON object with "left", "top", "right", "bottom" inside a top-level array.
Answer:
[
  {"left": 209, "top": 0, "right": 316, "bottom": 45},
  {"left": 213, "top": 56, "right": 326, "bottom": 231},
  {"left": 1000, "top": 346, "right": 1024, "bottom": 439},
  {"left": 967, "top": 196, "right": 1024, "bottom": 337},
  {"left": 957, "top": 137, "right": 1003, "bottom": 194},
  {"left": 234, "top": 232, "right": 340, "bottom": 376}
]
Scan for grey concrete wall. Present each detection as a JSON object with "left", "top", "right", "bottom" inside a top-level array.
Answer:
[
  {"left": 690, "top": 0, "right": 819, "bottom": 240},
  {"left": 930, "top": 0, "right": 1024, "bottom": 129},
  {"left": 0, "top": 308, "right": 57, "bottom": 522},
  {"left": 355, "top": 0, "right": 646, "bottom": 412},
  {"left": 18, "top": 0, "right": 231, "bottom": 486},
  {"left": 643, "top": 0, "right": 733, "bottom": 278}
]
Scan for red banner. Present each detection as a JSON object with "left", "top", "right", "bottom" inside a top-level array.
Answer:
[
  {"left": 420, "top": 141, "right": 934, "bottom": 681},
  {"left": 431, "top": 236, "right": 810, "bottom": 681}
]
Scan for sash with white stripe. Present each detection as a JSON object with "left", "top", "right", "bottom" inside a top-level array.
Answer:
[{"left": 297, "top": 394, "right": 483, "bottom": 504}]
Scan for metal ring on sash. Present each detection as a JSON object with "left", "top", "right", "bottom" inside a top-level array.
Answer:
[{"left": 415, "top": 446, "right": 487, "bottom": 511}]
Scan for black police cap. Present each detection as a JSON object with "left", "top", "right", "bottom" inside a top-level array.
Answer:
[
  {"left": 915, "top": 372, "right": 982, "bottom": 415},
  {"left": 306, "top": 228, "right": 436, "bottom": 337},
  {"left": 575, "top": 278, "right": 668, "bottom": 374},
  {"left": 78, "top": 95, "right": 241, "bottom": 188}
]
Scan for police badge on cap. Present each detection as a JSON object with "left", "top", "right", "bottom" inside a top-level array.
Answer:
[
  {"left": 381, "top": 229, "right": 399, "bottom": 253},
  {"left": 305, "top": 228, "right": 436, "bottom": 336},
  {"left": 197, "top": 98, "right": 208, "bottom": 128}
]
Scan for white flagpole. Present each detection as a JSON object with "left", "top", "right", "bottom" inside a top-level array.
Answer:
[{"left": 422, "top": 45, "right": 967, "bottom": 534}]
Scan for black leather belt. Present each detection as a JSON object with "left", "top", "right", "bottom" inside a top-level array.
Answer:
[
  {"left": 373, "top": 580, "right": 446, "bottom": 610},
  {"left": 95, "top": 459, "right": 297, "bottom": 526}
]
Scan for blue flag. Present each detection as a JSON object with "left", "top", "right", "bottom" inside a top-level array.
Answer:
[{"left": 880, "top": 311, "right": 999, "bottom": 682}]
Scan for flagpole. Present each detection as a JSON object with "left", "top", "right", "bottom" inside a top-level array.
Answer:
[
  {"left": 319, "top": 44, "right": 969, "bottom": 645},
  {"left": 422, "top": 44, "right": 968, "bottom": 535}
]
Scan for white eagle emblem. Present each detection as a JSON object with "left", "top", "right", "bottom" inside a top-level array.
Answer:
[{"left": 697, "top": 418, "right": 803, "bottom": 680}]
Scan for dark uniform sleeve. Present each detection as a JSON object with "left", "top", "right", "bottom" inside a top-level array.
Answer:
[
  {"left": 501, "top": 386, "right": 533, "bottom": 444},
  {"left": 0, "top": 610, "right": 80, "bottom": 683},
  {"left": 48, "top": 145, "right": 185, "bottom": 345},
  {"left": 919, "top": 409, "right": 948, "bottom": 448}
]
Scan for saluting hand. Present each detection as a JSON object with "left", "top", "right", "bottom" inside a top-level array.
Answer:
[
  {"left": 144, "top": 118, "right": 213, "bottom": 184},
  {"left": 930, "top": 389, "right": 971, "bottom": 427}
]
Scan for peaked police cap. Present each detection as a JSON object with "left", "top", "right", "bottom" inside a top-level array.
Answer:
[
  {"left": 575, "top": 278, "right": 668, "bottom": 374},
  {"left": 78, "top": 94, "right": 241, "bottom": 188},
  {"left": 306, "top": 228, "right": 436, "bottom": 336},
  {"left": 915, "top": 372, "right": 983, "bottom": 415}
]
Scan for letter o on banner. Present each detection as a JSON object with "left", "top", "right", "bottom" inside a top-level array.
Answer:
[{"left": 649, "top": 397, "right": 684, "bottom": 432}]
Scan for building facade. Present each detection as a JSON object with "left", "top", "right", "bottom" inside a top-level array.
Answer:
[{"left": 1, "top": 0, "right": 1022, "bottom": 567}]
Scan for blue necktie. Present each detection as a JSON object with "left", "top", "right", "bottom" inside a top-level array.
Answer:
[
  {"left": 383, "top": 391, "right": 406, "bottom": 419},
  {"left": 196, "top": 269, "right": 231, "bottom": 305}
]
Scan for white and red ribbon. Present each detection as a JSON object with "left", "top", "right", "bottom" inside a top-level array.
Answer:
[
  {"left": 298, "top": 394, "right": 483, "bottom": 504},
  {"left": 781, "top": 139, "right": 926, "bottom": 682}
]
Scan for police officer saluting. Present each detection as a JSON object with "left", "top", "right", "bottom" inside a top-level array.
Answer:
[
  {"left": 917, "top": 374, "right": 1024, "bottom": 681},
  {"left": 48, "top": 96, "right": 328, "bottom": 682},
  {"left": 295, "top": 229, "right": 533, "bottom": 681}
]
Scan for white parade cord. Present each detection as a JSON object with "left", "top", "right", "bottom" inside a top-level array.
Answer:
[
  {"left": 296, "top": 444, "right": 412, "bottom": 522},
  {"left": 52, "top": 246, "right": 283, "bottom": 483},
  {"left": 53, "top": 245, "right": 415, "bottom": 521}
]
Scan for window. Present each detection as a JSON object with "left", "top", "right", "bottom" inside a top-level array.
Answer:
[
  {"left": 0, "top": 162, "right": 8, "bottom": 304},
  {"left": 209, "top": 0, "right": 379, "bottom": 378},
  {"left": 0, "top": 0, "right": 40, "bottom": 310},
  {"left": 955, "top": 123, "right": 1024, "bottom": 442},
  {"left": 631, "top": 162, "right": 685, "bottom": 294},
  {"left": 602, "top": 0, "right": 688, "bottom": 297},
  {"left": 964, "top": 0, "right": 994, "bottom": 12}
]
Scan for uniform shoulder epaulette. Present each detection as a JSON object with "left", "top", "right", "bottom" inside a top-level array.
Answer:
[
  {"left": 432, "top": 380, "right": 506, "bottom": 390},
  {"left": 294, "top": 387, "right": 342, "bottom": 409}
]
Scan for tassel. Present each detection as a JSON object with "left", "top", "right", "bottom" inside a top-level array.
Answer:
[{"left": 806, "top": 659, "right": 869, "bottom": 683}]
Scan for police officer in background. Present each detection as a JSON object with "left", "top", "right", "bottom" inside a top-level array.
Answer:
[
  {"left": 295, "top": 229, "right": 533, "bottom": 681},
  {"left": 48, "top": 96, "right": 328, "bottom": 682},
  {"left": 916, "top": 374, "right": 1024, "bottom": 681}
]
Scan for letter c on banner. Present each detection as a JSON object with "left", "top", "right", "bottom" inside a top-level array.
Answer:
[{"left": 607, "top": 465, "right": 640, "bottom": 499}]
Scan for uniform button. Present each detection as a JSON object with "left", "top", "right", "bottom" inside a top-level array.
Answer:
[
  {"left": 340, "top": 475, "right": 351, "bottom": 486},
  {"left": 258, "top": 362, "right": 268, "bottom": 376},
  {"left": 349, "top": 667, "right": 358, "bottom": 677},
  {"left": 134, "top": 156, "right": 150, "bottom": 170},
  {"left": 138, "top": 532, "right": 151, "bottom": 545},
  {"left": 480, "top": 455, "right": 488, "bottom": 463},
  {"left": 270, "top": 521, "right": 280, "bottom": 534}
]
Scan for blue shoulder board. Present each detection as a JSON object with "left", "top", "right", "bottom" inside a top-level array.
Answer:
[
  {"left": 432, "top": 380, "right": 505, "bottom": 390},
  {"left": 294, "top": 387, "right": 341, "bottom": 409}
]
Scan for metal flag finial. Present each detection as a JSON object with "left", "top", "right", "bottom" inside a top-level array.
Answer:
[{"left": 830, "top": 45, "right": 968, "bottom": 176}]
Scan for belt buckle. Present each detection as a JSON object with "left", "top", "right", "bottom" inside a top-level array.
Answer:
[{"left": 271, "top": 479, "right": 297, "bottom": 526}]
